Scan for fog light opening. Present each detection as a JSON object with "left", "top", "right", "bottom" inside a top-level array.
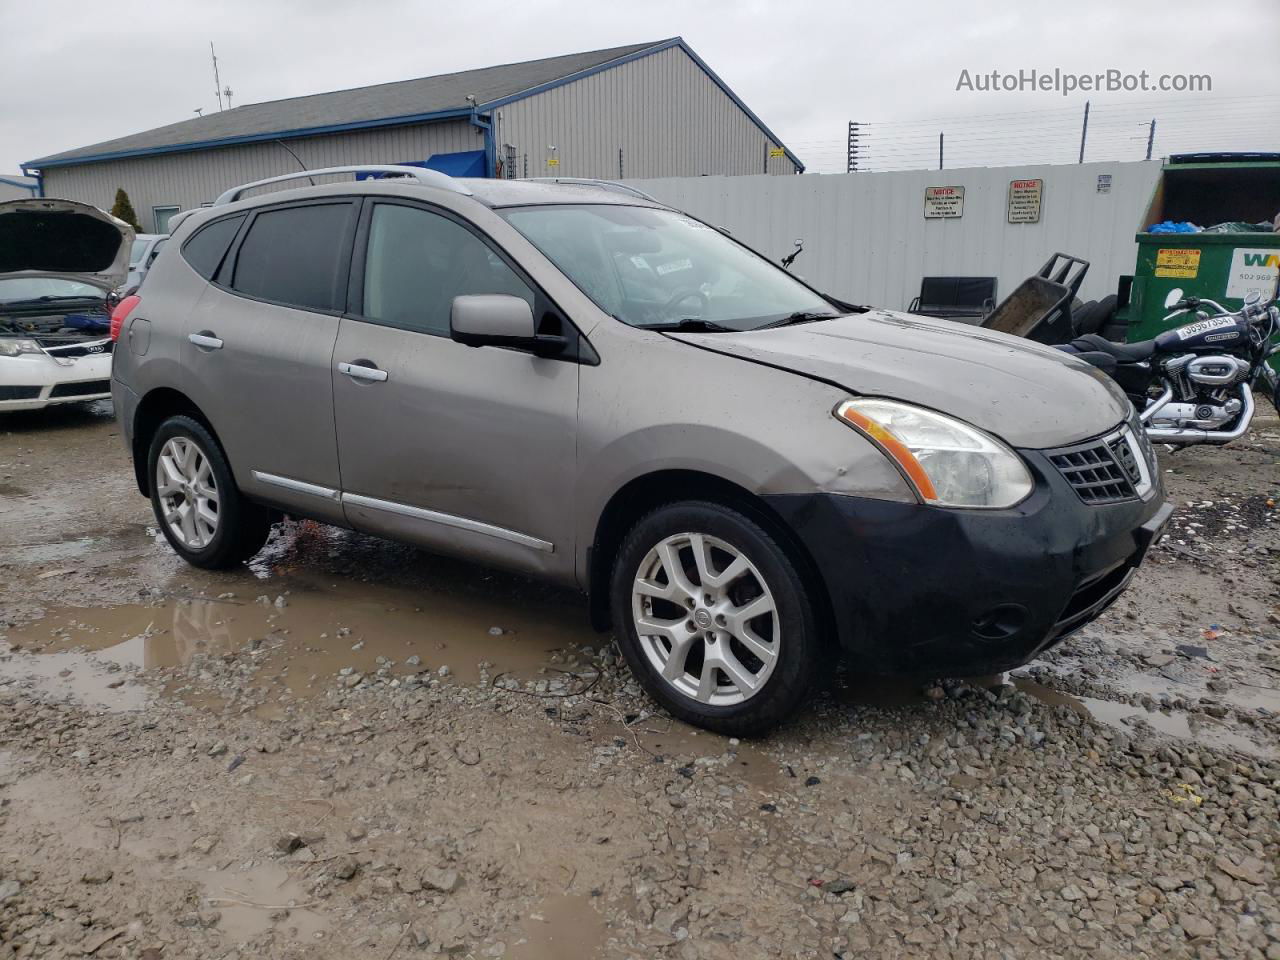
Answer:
[{"left": 971, "top": 604, "right": 1028, "bottom": 642}]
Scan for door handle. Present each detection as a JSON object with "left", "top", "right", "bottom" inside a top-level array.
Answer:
[
  {"left": 338, "top": 361, "right": 388, "bottom": 383},
  {"left": 189, "top": 332, "right": 223, "bottom": 350}
]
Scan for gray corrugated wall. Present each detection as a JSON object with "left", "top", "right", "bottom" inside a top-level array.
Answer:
[
  {"left": 626, "top": 161, "right": 1162, "bottom": 306},
  {"left": 496, "top": 46, "right": 798, "bottom": 179},
  {"left": 39, "top": 120, "right": 481, "bottom": 230}
]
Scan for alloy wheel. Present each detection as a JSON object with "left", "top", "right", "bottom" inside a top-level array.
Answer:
[
  {"left": 631, "top": 532, "right": 780, "bottom": 706},
  {"left": 155, "top": 436, "right": 220, "bottom": 549}
]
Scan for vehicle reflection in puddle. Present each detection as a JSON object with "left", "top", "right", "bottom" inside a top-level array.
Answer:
[
  {"left": 1, "top": 567, "right": 598, "bottom": 712},
  {"left": 511, "top": 894, "right": 607, "bottom": 960}
]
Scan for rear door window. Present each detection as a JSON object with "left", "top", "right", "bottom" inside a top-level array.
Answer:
[
  {"left": 230, "top": 203, "right": 354, "bottom": 311},
  {"left": 181, "top": 215, "right": 245, "bottom": 280}
]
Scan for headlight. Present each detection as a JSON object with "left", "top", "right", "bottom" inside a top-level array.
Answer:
[
  {"left": 834, "top": 398, "right": 1033, "bottom": 508},
  {"left": 0, "top": 339, "right": 43, "bottom": 358}
]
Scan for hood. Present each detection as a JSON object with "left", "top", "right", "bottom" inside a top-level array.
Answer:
[
  {"left": 0, "top": 198, "right": 134, "bottom": 292},
  {"left": 669, "top": 310, "right": 1131, "bottom": 449}
]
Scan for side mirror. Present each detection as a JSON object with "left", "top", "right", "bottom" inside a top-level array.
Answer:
[
  {"left": 1164, "top": 287, "right": 1184, "bottom": 309},
  {"left": 450, "top": 294, "right": 565, "bottom": 357}
]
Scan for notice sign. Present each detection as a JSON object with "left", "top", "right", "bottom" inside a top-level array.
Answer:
[
  {"left": 1225, "top": 247, "right": 1280, "bottom": 299},
  {"left": 1096, "top": 174, "right": 1112, "bottom": 194},
  {"left": 924, "top": 186, "right": 964, "bottom": 219},
  {"left": 768, "top": 147, "right": 786, "bottom": 158},
  {"left": 1155, "top": 248, "right": 1201, "bottom": 279},
  {"left": 1007, "top": 179, "right": 1043, "bottom": 223}
]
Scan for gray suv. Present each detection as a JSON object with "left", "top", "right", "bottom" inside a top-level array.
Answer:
[{"left": 110, "top": 166, "right": 1172, "bottom": 734}]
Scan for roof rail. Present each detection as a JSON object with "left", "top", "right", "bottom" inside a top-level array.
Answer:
[
  {"left": 213, "top": 165, "right": 472, "bottom": 206},
  {"left": 523, "top": 177, "right": 660, "bottom": 203}
]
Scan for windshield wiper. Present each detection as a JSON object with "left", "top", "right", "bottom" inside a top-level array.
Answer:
[
  {"left": 2, "top": 295, "right": 101, "bottom": 306},
  {"left": 634, "top": 318, "right": 737, "bottom": 333},
  {"left": 757, "top": 311, "right": 840, "bottom": 329}
]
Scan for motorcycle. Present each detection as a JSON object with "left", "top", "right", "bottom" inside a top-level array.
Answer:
[{"left": 1056, "top": 287, "right": 1280, "bottom": 447}]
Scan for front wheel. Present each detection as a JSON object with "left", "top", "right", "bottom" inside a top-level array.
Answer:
[
  {"left": 147, "top": 415, "right": 273, "bottom": 569},
  {"left": 609, "top": 501, "right": 821, "bottom": 736}
]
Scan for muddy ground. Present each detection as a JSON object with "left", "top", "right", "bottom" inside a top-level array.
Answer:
[{"left": 1, "top": 402, "right": 1278, "bottom": 960}]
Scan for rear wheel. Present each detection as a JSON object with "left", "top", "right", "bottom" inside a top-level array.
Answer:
[
  {"left": 609, "top": 501, "right": 820, "bottom": 736},
  {"left": 147, "top": 416, "right": 272, "bottom": 569}
]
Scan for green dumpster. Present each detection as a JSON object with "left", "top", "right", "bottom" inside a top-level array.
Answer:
[{"left": 1117, "top": 154, "right": 1280, "bottom": 350}]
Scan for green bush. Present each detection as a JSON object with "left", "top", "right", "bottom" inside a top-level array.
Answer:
[{"left": 110, "top": 188, "right": 142, "bottom": 232}]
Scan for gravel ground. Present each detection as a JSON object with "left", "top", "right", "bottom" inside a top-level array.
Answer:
[{"left": 1, "top": 402, "right": 1278, "bottom": 959}]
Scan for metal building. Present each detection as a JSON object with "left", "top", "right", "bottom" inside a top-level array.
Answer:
[
  {"left": 0, "top": 175, "right": 38, "bottom": 200},
  {"left": 24, "top": 38, "right": 802, "bottom": 232}
]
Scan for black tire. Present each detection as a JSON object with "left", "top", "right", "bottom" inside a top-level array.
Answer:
[
  {"left": 1074, "top": 294, "right": 1117, "bottom": 336},
  {"left": 609, "top": 500, "right": 820, "bottom": 737},
  {"left": 147, "top": 415, "right": 272, "bottom": 569}
]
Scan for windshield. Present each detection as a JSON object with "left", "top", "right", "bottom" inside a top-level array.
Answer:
[
  {"left": 129, "top": 239, "right": 150, "bottom": 266},
  {"left": 0, "top": 277, "right": 105, "bottom": 304},
  {"left": 500, "top": 204, "right": 836, "bottom": 330}
]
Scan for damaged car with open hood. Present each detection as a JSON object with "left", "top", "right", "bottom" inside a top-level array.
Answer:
[
  {"left": 110, "top": 168, "right": 1174, "bottom": 734},
  {"left": 0, "top": 198, "right": 133, "bottom": 411}
]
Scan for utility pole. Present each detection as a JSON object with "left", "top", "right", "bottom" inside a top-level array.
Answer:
[
  {"left": 223, "top": 86, "right": 234, "bottom": 109},
  {"left": 1078, "top": 100, "right": 1090, "bottom": 163},
  {"left": 1145, "top": 118, "right": 1156, "bottom": 161},
  {"left": 211, "top": 42, "right": 223, "bottom": 111},
  {"left": 938, "top": 132, "right": 944, "bottom": 171},
  {"left": 846, "top": 122, "right": 861, "bottom": 172}
]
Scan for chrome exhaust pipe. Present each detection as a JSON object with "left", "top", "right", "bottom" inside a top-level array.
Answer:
[
  {"left": 1144, "top": 385, "right": 1254, "bottom": 445},
  {"left": 1139, "top": 383, "right": 1174, "bottom": 423}
]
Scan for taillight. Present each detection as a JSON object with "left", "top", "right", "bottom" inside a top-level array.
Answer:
[{"left": 109, "top": 295, "right": 141, "bottom": 342}]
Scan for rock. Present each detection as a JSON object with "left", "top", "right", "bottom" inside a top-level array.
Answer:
[
  {"left": 1145, "top": 654, "right": 1176, "bottom": 668},
  {"left": 208, "top": 742, "right": 228, "bottom": 757},
  {"left": 421, "top": 867, "right": 462, "bottom": 893},
  {"left": 1214, "top": 855, "right": 1266, "bottom": 886},
  {"left": 0, "top": 880, "right": 19, "bottom": 901},
  {"left": 1060, "top": 884, "right": 1085, "bottom": 901},
  {"left": 190, "top": 835, "right": 219, "bottom": 855},
  {"left": 344, "top": 673, "right": 364, "bottom": 688},
  {"left": 275, "top": 833, "right": 303, "bottom": 854},
  {"left": 335, "top": 858, "right": 360, "bottom": 881},
  {"left": 81, "top": 868, "right": 113, "bottom": 885},
  {"left": 1179, "top": 912, "right": 1215, "bottom": 939}
]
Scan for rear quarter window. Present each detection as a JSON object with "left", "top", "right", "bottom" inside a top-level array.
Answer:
[
  {"left": 229, "top": 203, "right": 353, "bottom": 311},
  {"left": 180, "top": 214, "right": 246, "bottom": 280}
]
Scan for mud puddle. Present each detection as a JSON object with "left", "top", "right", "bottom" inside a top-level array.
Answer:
[
  {"left": 511, "top": 894, "right": 607, "bottom": 960},
  {"left": 197, "top": 863, "right": 329, "bottom": 944},
  {"left": 1013, "top": 677, "right": 1276, "bottom": 760},
  {"left": 1, "top": 570, "right": 597, "bottom": 711}
]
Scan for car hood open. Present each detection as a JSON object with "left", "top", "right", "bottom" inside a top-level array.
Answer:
[
  {"left": 0, "top": 198, "right": 134, "bottom": 293},
  {"left": 668, "top": 310, "right": 1132, "bottom": 449}
]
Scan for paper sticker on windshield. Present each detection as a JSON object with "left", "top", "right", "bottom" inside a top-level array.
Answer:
[
  {"left": 629, "top": 255, "right": 650, "bottom": 270},
  {"left": 655, "top": 258, "right": 693, "bottom": 276},
  {"left": 1177, "top": 316, "right": 1236, "bottom": 340}
]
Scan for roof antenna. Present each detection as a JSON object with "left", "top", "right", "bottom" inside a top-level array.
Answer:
[
  {"left": 274, "top": 140, "right": 316, "bottom": 186},
  {"left": 211, "top": 42, "right": 223, "bottom": 111}
]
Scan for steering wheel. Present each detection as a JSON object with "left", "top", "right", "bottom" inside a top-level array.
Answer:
[{"left": 661, "top": 287, "right": 709, "bottom": 319}]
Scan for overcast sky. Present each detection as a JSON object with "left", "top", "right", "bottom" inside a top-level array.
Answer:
[{"left": 3, "top": 0, "right": 1277, "bottom": 175}]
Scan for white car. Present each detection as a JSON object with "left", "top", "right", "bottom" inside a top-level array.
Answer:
[{"left": 0, "top": 198, "right": 132, "bottom": 412}]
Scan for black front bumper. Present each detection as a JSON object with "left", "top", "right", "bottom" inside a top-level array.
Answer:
[{"left": 764, "top": 452, "right": 1172, "bottom": 677}]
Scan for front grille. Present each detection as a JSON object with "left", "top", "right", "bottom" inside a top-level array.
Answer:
[
  {"left": 48, "top": 379, "right": 110, "bottom": 398},
  {"left": 0, "top": 385, "right": 41, "bottom": 401},
  {"left": 1047, "top": 437, "right": 1137, "bottom": 504}
]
